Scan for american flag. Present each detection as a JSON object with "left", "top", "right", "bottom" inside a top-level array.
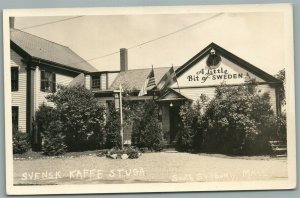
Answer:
[
  {"left": 138, "top": 67, "right": 156, "bottom": 96},
  {"left": 157, "top": 66, "right": 178, "bottom": 94}
]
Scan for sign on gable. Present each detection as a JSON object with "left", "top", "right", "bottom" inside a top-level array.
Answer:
[{"left": 172, "top": 55, "right": 265, "bottom": 88}]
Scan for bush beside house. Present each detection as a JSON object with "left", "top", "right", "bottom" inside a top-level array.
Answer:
[
  {"left": 176, "top": 94, "right": 208, "bottom": 152},
  {"left": 13, "top": 128, "right": 30, "bottom": 154},
  {"left": 177, "top": 83, "right": 282, "bottom": 155},
  {"left": 34, "top": 85, "right": 106, "bottom": 155},
  {"left": 42, "top": 120, "right": 67, "bottom": 156},
  {"left": 105, "top": 102, "right": 122, "bottom": 149},
  {"left": 131, "top": 100, "right": 164, "bottom": 151},
  {"left": 46, "top": 85, "right": 106, "bottom": 152}
]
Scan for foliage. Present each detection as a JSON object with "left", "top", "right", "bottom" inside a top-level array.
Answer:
[
  {"left": 277, "top": 112, "right": 287, "bottom": 142},
  {"left": 13, "top": 128, "right": 30, "bottom": 154},
  {"left": 202, "top": 83, "right": 276, "bottom": 155},
  {"left": 42, "top": 120, "right": 67, "bottom": 156},
  {"left": 177, "top": 82, "right": 278, "bottom": 155},
  {"left": 35, "top": 103, "right": 59, "bottom": 149},
  {"left": 105, "top": 102, "right": 122, "bottom": 149},
  {"left": 176, "top": 94, "right": 209, "bottom": 151},
  {"left": 131, "top": 100, "right": 164, "bottom": 151},
  {"left": 274, "top": 69, "right": 286, "bottom": 106},
  {"left": 105, "top": 146, "right": 140, "bottom": 159},
  {"left": 46, "top": 85, "right": 106, "bottom": 151}
]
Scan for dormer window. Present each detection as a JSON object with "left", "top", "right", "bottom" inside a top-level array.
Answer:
[
  {"left": 91, "top": 75, "right": 101, "bottom": 89},
  {"left": 41, "top": 70, "right": 56, "bottom": 92}
]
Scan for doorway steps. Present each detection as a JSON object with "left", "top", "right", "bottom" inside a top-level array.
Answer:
[{"left": 269, "top": 140, "right": 287, "bottom": 157}]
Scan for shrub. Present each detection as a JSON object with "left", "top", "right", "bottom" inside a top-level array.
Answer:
[
  {"left": 13, "top": 129, "right": 30, "bottom": 154},
  {"left": 42, "top": 121, "right": 67, "bottom": 156},
  {"left": 277, "top": 113, "right": 287, "bottom": 142},
  {"left": 131, "top": 100, "right": 164, "bottom": 151},
  {"left": 176, "top": 94, "right": 208, "bottom": 152},
  {"left": 35, "top": 103, "right": 59, "bottom": 149},
  {"left": 105, "top": 102, "right": 122, "bottom": 149},
  {"left": 125, "top": 146, "right": 140, "bottom": 159},
  {"left": 105, "top": 146, "right": 140, "bottom": 159},
  {"left": 46, "top": 85, "right": 106, "bottom": 151},
  {"left": 202, "top": 83, "right": 276, "bottom": 155}
]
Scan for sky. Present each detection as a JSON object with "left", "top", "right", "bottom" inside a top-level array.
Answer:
[{"left": 14, "top": 12, "right": 285, "bottom": 75}]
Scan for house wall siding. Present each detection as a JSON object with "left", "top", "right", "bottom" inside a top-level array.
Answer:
[
  {"left": 11, "top": 49, "right": 27, "bottom": 133},
  {"left": 85, "top": 75, "right": 91, "bottom": 90},
  {"left": 173, "top": 84, "right": 277, "bottom": 113},
  {"left": 107, "top": 73, "right": 119, "bottom": 88},
  {"left": 101, "top": 73, "right": 107, "bottom": 90},
  {"left": 36, "top": 67, "right": 75, "bottom": 107}
]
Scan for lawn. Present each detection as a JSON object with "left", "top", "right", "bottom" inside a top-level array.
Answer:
[{"left": 13, "top": 151, "right": 288, "bottom": 185}]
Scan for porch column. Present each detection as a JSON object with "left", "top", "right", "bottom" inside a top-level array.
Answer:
[
  {"left": 26, "top": 62, "right": 36, "bottom": 146},
  {"left": 162, "top": 104, "right": 170, "bottom": 142}
]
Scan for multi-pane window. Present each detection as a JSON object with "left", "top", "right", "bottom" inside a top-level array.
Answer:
[
  {"left": 91, "top": 75, "right": 100, "bottom": 89},
  {"left": 12, "top": 106, "right": 19, "bottom": 131},
  {"left": 41, "top": 70, "right": 56, "bottom": 92},
  {"left": 11, "top": 67, "right": 19, "bottom": 91}
]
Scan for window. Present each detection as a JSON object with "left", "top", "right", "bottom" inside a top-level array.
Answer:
[
  {"left": 91, "top": 75, "right": 100, "bottom": 89},
  {"left": 12, "top": 106, "right": 19, "bottom": 130},
  {"left": 41, "top": 70, "right": 56, "bottom": 92},
  {"left": 11, "top": 67, "right": 19, "bottom": 91}
]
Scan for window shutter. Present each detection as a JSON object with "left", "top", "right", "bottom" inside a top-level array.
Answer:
[
  {"left": 41, "top": 70, "right": 45, "bottom": 91},
  {"left": 52, "top": 73, "right": 56, "bottom": 92},
  {"left": 11, "top": 67, "right": 19, "bottom": 91},
  {"left": 16, "top": 68, "right": 19, "bottom": 90}
]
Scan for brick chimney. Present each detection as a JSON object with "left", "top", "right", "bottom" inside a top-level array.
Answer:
[
  {"left": 120, "top": 48, "right": 128, "bottom": 71},
  {"left": 9, "top": 17, "right": 15, "bottom": 29}
]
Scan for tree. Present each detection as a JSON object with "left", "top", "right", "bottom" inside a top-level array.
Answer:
[
  {"left": 274, "top": 69, "right": 286, "bottom": 106},
  {"left": 35, "top": 103, "right": 59, "bottom": 150},
  {"left": 202, "top": 83, "right": 276, "bottom": 155},
  {"left": 131, "top": 100, "right": 164, "bottom": 151},
  {"left": 104, "top": 102, "right": 122, "bottom": 149},
  {"left": 46, "top": 85, "right": 106, "bottom": 151},
  {"left": 176, "top": 94, "right": 209, "bottom": 151},
  {"left": 42, "top": 120, "right": 67, "bottom": 156}
]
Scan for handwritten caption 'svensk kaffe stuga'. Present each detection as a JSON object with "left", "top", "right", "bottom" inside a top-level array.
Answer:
[{"left": 21, "top": 168, "right": 146, "bottom": 181}]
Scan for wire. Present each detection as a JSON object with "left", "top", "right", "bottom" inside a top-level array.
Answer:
[
  {"left": 71, "top": 12, "right": 223, "bottom": 65},
  {"left": 11, "top": 16, "right": 84, "bottom": 32},
  {"left": 128, "top": 13, "right": 223, "bottom": 50},
  {"left": 10, "top": 13, "right": 223, "bottom": 66}
]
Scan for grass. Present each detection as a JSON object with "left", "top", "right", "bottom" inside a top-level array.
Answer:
[
  {"left": 13, "top": 151, "right": 288, "bottom": 185},
  {"left": 13, "top": 150, "right": 102, "bottom": 160}
]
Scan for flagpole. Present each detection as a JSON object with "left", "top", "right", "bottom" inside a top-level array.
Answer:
[
  {"left": 119, "top": 84, "right": 124, "bottom": 150},
  {"left": 172, "top": 64, "right": 181, "bottom": 93},
  {"left": 151, "top": 65, "right": 155, "bottom": 100}
]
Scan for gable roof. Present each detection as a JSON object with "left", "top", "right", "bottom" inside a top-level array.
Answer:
[
  {"left": 109, "top": 66, "right": 180, "bottom": 91},
  {"left": 10, "top": 29, "right": 97, "bottom": 73},
  {"left": 175, "top": 42, "right": 281, "bottom": 83},
  {"left": 68, "top": 73, "right": 85, "bottom": 87},
  {"left": 158, "top": 88, "right": 191, "bottom": 101}
]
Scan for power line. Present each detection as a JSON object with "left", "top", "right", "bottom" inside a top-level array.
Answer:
[
  {"left": 72, "top": 13, "right": 223, "bottom": 65},
  {"left": 128, "top": 13, "right": 223, "bottom": 50},
  {"left": 11, "top": 16, "right": 84, "bottom": 32}
]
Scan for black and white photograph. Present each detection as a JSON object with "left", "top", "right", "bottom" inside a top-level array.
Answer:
[{"left": 3, "top": 4, "right": 296, "bottom": 195}]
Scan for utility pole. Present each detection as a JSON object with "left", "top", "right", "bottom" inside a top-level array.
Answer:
[
  {"left": 113, "top": 84, "right": 124, "bottom": 150},
  {"left": 119, "top": 84, "right": 124, "bottom": 150}
]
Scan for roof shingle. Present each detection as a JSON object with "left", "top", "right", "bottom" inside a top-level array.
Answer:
[
  {"left": 10, "top": 29, "right": 97, "bottom": 72},
  {"left": 109, "top": 66, "right": 179, "bottom": 91}
]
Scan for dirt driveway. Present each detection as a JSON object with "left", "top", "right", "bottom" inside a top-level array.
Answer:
[{"left": 13, "top": 152, "right": 287, "bottom": 185}]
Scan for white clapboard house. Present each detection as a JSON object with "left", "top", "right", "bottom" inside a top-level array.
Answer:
[{"left": 10, "top": 27, "right": 282, "bottom": 147}]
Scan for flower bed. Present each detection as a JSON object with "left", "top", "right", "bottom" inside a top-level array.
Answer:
[{"left": 97, "top": 147, "right": 141, "bottom": 159}]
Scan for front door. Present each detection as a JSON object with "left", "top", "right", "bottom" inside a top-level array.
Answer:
[{"left": 169, "top": 105, "right": 180, "bottom": 144}]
